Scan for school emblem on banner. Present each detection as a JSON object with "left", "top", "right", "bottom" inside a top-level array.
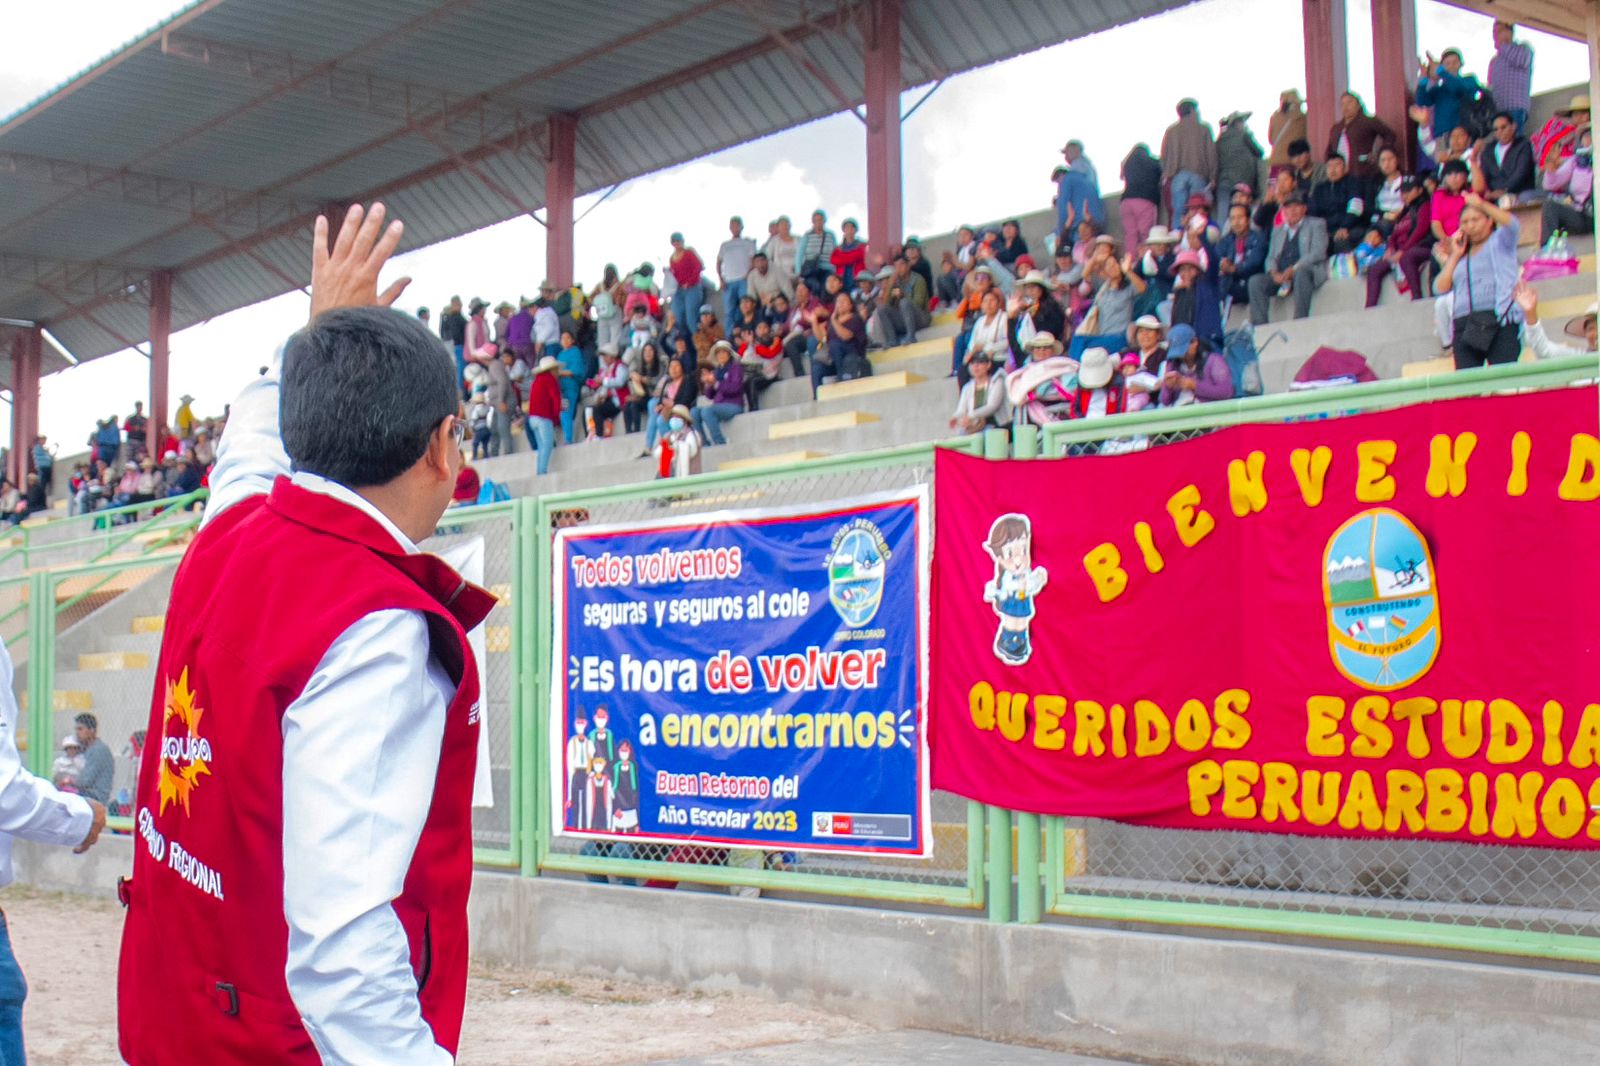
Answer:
[
  {"left": 828, "top": 518, "right": 890, "bottom": 627},
  {"left": 1322, "top": 508, "right": 1440, "bottom": 691}
]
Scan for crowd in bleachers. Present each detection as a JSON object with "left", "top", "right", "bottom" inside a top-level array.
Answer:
[
  {"left": 401, "top": 22, "right": 1595, "bottom": 478},
  {"left": 17, "top": 395, "right": 224, "bottom": 523}
]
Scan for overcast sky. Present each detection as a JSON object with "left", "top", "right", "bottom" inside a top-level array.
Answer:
[{"left": 1, "top": 0, "right": 1589, "bottom": 450}]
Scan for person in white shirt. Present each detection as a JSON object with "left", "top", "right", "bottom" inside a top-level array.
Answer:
[
  {"left": 716, "top": 216, "right": 758, "bottom": 327},
  {"left": 1513, "top": 284, "right": 1597, "bottom": 358},
  {"left": 121, "top": 203, "right": 482, "bottom": 1064},
  {"left": 950, "top": 351, "right": 1009, "bottom": 434},
  {"left": 532, "top": 294, "right": 560, "bottom": 356},
  {"left": 0, "top": 650, "right": 104, "bottom": 1059}
]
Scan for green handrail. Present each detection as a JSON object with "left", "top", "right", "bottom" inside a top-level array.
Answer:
[{"left": 1042, "top": 353, "right": 1600, "bottom": 451}]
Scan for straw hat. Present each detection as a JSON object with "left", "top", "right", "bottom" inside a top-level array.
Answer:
[
  {"left": 669, "top": 404, "right": 692, "bottom": 422},
  {"left": 533, "top": 356, "right": 561, "bottom": 374},
  {"left": 1144, "top": 226, "right": 1179, "bottom": 245},
  {"left": 1077, "top": 348, "right": 1116, "bottom": 389},
  {"left": 1017, "top": 270, "right": 1053, "bottom": 290},
  {"left": 1565, "top": 302, "right": 1598, "bottom": 340},
  {"left": 1025, "top": 332, "right": 1063, "bottom": 356},
  {"left": 1280, "top": 89, "right": 1304, "bottom": 107},
  {"left": 1558, "top": 94, "right": 1592, "bottom": 116}
]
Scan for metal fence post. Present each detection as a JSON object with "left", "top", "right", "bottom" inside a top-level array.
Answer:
[
  {"left": 26, "top": 572, "right": 53, "bottom": 778},
  {"left": 521, "top": 496, "right": 546, "bottom": 878},
  {"left": 1009, "top": 423, "right": 1044, "bottom": 923}
]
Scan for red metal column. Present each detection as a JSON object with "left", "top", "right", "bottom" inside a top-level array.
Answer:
[
  {"left": 148, "top": 270, "right": 172, "bottom": 456},
  {"left": 10, "top": 328, "right": 40, "bottom": 487},
  {"left": 1303, "top": 0, "right": 1349, "bottom": 162},
  {"left": 864, "top": 0, "right": 903, "bottom": 264},
  {"left": 546, "top": 114, "right": 577, "bottom": 290},
  {"left": 1371, "top": 0, "right": 1417, "bottom": 170}
]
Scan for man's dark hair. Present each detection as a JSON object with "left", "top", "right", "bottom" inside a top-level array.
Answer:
[
  {"left": 1441, "top": 159, "right": 1471, "bottom": 178},
  {"left": 1288, "top": 138, "right": 1311, "bottom": 157},
  {"left": 281, "top": 306, "right": 458, "bottom": 488},
  {"left": 1493, "top": 111, "right": 1515, "bottom": 128},
  {"left": 75, "top": 713, "right": 98, "bottom": 730},
  {"left": 1326, "top": 152, "right": 1346, "bottom": 164}
]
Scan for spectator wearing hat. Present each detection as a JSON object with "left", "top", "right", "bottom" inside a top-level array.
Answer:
[
  {"left": 1472, "top": 110, "right": 1536, "bottom": 205},
  {"left": 1269, "top": 89, "right": 1308, "bottom": 175},
  {"left": 948, "top": 265, "right": 1000, "bottom": 375},
  {"left": 491, "top": 301, "right": 514, "bottom": 345},
  {"left": 656, "top": 404, "right": 701, "bottom": 479},
  {"left": 1120, "top": 143, "right": 1163, "bottom": 249},
  {"left": 175, "top": 393, "right": 198, "bottom": 438},
  {"left": 1012, "top": 270, "right": 1067, "bottom": 352},
  {"left": 692, "top": 304, "right": 725, "bottom": 363},
  {"left": 467, "top": 385, "right": 493, "bottom": 460},
  {"left": 1216, "top": 112, "right": 1264, "bottom": 202},
  {"left": 1167, "top": 248, "right": 1223, "bottom": 343},
  {"left": 876, "top": 256, "right": 931, "bottom": 347},
  {"left": 1007, "top": 332, "right": 1077, "bottom": 426},
  {"left": 795, "top": 210, "right": 838, "bottom": 293},
  {"left": 644, "top": 356, "right": 697, "bottom": 456},
  {"left": 1055, "top": 141, "right": 1104, "bottom": 233},
  {"left": 1514, "top": 284, "right": 1595, "bottom": 359},
  {"left": 1125, "top": 315, "right": 1169, "bottom": 373},
  {"left": 830, "top": 218, "right": 867, "bottom": 287},
  {"left": 904, "top": 238, "right": 935, "bottom": 296},
  {"left": 693, "top": 343, "right": 745, "bottom": 446},
  {"left": 668, "top": 232, "right": 707, "bottom": 336},
  {"left": 586, "top": 344, "right": 631, "bottom": 439},
  {"left": 1325, "top": 92, "right": 1396, "bottom": 183},
  {"left": 1214, "top": 203, "right": 1268, "bottom": 306},
  {"left": 1365, "top": 175, "right": 1435, "bottom": 305},
  {"left": 950, "top": 350, "right": 1008, "bottom": 434},
  {"left": 1131, "top": 225, "right": 1181, "bottom": 309},
  {"left": 1158, "top": 324, "right": 1233, "bottom": 406},
  {"left": 465, "top": 298, "right": 492, "bottom": 365},
  {"left": 1487, "top": 21, "right": 1534, "bottom": 132},
  {"left": 52, "top": 734, "right": 84, "bottom": 792},
  {"left": 1068, "top": 347, "right": 1130, "bottom": 421},
  {"left": 525, "top": 356, "right": 564, "bottom": 474},
  {"left": 717, "top": 217, "right": 758, "bottom": 326},
  {"left": 1532, "top": 94, "right": 1590, "bottom": 170},
  {"left": 1309, "top": 154, "right": 1367, "bottom": 253},
  {"left": 1160, "top": 99, "right": 1218, "bottom": 227},
  {"left": 1249, "top": 192, "right": 1328, "bottom": 324},
  {"left": 1416, "top": 49, "right": 1483, "bottom": 146}
]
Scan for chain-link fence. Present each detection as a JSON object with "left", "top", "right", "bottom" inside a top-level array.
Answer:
[
  {"left": 421, "top": 501, "right": 523, "bottom": 867},
  {"left": 46, "top": 557, "right": 182, "bottom": 824},
  {"left": 529, "top": 444, "right": 987, "bottom": 908},
  {"left": 1018, "top": 358, "right": 1600, "bottom": 952}
]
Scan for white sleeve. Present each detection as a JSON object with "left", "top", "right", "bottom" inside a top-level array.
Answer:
[
  {"left": 202, "top": 350, "right": 291, "bottom": 529},
  {"left": 282, "top": 610, "right": 454, "bottom": 1066},
  {"left": 1524, "top": 321, "right": 1586, "bottom": 361},
  {"left": 0, "top": 645, "right": 92, "bottom": 847}
]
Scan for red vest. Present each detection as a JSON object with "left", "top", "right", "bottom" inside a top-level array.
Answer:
[{"left": 117, "top": 479, "right": 495, "bottom": 1064}]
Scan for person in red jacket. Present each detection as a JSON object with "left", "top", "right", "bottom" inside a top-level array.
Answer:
[
  {"left": 830, "top": 217, "right": 868, "bottom": 286},
  {"left": 118, "top": 203, "right": 496, "bottom": 1065},
  {"left": 524, "top": 355, "right": 564, "bottom": 475}
]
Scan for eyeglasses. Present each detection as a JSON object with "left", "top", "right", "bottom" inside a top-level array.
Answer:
[{"left": 445, "top": 416, "right": 466, "bottom": 447}]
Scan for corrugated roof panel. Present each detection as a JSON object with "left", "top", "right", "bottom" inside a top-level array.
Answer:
[{"left": 0, "top": 0, "right": 1198, "bottom": 366}]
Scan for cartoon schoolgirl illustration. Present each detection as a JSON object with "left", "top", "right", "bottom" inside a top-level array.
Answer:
[
  {"left": 565, "top": 711, "right": 593, "bottom": 822},
  {"left": 583, "top": 755, "right": 614, "bottom": 831},
  {"left": 611, "top": 740, "right": 639, "bottom": 833},
  {"left": 590, "top": 706, "right": 616, "bottom": 765},
  {"left": 982, "top": 513, "right": 1048, "bottom": 666}
]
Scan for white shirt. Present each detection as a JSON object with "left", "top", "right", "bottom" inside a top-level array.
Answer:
[
  {"left": 0, "top": 650, "right": 93, "bottom": 888},
  {"left": 717, "top": 236, "right": 757, "bottom": 282},
  {"left": 532, "top": 305, "right": 559, "bottom": 347},
  {"left": 202, "top": 355, "right": 455, "bottom": 1065}
]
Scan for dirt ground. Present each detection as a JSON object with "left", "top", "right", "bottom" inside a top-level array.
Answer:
[{"left": 2, "top": 885, "right": 867, "bottom": 1065}]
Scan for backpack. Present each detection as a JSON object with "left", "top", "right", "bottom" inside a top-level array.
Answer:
[
  {"left": 1458, "top": 88, "right": 1498, "bottom": 142},
  {"left": 1222, "top": 327, "right": 1263, "bottom": 398}
]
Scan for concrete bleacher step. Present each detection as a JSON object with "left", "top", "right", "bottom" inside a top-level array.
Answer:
[
  {"left": 718, "top": 450, "right": 831, "bottom": 472},
  {"left": 131, "top": 615, "right": 164, "bottom": 634},
  {"left": 17, "top": 690, "right": 94, "bottom": 713},
  {"left": 816, "top": 370, "right": 926, "bottom": 403},
  {"left": 77, "top": 651, "right": 149, "bottom": 671},
  {"left": 768, "top": 410, "right": 879, "bottom": 441},
  {"left": 872, "top": 337, "right": 950, "bottom": 366}
]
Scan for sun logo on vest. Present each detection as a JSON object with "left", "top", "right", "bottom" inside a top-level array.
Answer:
[
  {"left": 1322, "top": 508, "right": 1441, "bottom": 692},
  {"left": 157, "top": 667, "right": 213, "bottom": 816}
]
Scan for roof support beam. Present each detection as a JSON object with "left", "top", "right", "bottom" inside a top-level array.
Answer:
[
  {"left": 0, "top": 149, "right": 309, "bottom": 228},
  {"left": 1303, "top": 0, "right": 1350, "bottom": 167},
  {"left": 0, "top": 252, "right": 150, "bottom": 302},
  {"left": 864, "top": 0, "right": 903, "bottom": 262},
  {"left": 546, "top": 115, "right": 577, "bottom": 291},
  {"left": 148, "top": 271, "right": 171, "bottom": 454}
]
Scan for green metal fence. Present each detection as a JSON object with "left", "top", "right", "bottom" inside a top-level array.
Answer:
[
  {"left": 1018, "top": 355, "right": 1600, "bottom": 963},
  {"left": 0, "top": 491, "right": 207, "bottom": 576},
  {"left": 3, "top": 356, "right": 1597, "bottom": 962}
]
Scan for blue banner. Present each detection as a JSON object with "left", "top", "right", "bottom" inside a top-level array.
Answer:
[{"left": 551, "top": 490, "right": 929, "bottom": 856}]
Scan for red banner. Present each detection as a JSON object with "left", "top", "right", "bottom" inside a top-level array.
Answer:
[{"left": 931, "top": 387, "right": 1600, "bottom": 849}]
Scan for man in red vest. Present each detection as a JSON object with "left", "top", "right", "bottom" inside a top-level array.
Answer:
[{"left": 118, "top": 203, "right": 496, "bottom": 1064}]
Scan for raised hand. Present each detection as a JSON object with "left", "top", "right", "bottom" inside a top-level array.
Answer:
[{"left": 309, "top": 203, "right": 411, "bottom": 323}]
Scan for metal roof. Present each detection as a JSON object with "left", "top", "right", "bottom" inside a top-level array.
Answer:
[
  {"left": 1437, "top": 0, "right": 1588, "bottom": 43},
  {"left": 0, "top": 0, "right": 1196, "bottom": 367}
]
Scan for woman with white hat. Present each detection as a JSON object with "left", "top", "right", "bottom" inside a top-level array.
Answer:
[
  {"left": 525, "top": 355, "right": 565, "bottom": 475},
  {"left": 655, "top": 403, "right": 701, "bottom": 479},
  {"left": 1066, "top": 347, "right": 1128, "bottom": 421},
  {"left": 1010, "top": 269, "right": 1066, "bottom": 351},
  {"left": 1006, "top": 332, "right": 1078, "bottom": 426}
]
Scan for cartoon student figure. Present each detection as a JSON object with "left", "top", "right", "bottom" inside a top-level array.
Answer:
[
  {"left": 612, "top": 740, "right": 639, "bottom": 833},
  {"left": 982, "top": 513, "right": 1048, "bottom": 666},
  {"left": 565, "top": 711, "right": 593, "bottom": 823},
  {"left": 584, "top": 755, "right": 614, "bottom": 831},
  {"left": 590, "top": 706, "right": 616, "bottom": 766}
]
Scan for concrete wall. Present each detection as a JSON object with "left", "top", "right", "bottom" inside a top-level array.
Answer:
[{"left": 23, "top": 836, "right": 1600, "bottom": 1066}]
